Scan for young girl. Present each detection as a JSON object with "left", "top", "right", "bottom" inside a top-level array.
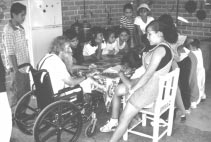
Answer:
[
  {"left": 188, "top": 39, "right": 206, "bottom": 103},
  {"left": 115, "top": 27, "right": 130, "bottom": 54},
  {"left": 102, "top": 28, "right": 117, "bottom": 55},
  {"left": 83, "top": 27, "right": 106, "bottom": 60}
]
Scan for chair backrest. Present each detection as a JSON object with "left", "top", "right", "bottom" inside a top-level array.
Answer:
[
  {"left": 31, "top": 68, "right": 54, "bottom": 110},
  {"left": 154, "top": 68, "right": 180, "bottom": 115}
]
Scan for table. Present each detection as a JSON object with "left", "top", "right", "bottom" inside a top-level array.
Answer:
[
  {"left": 83, "top": 54, "right": 123, "bottom": 71},
  {"left": 81, "top": 55, "right": 123, "bottom": 111}
]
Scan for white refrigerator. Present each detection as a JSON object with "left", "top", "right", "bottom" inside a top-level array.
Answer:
[{"left": 14, "top": 0, "right": 63, "bottom": 67}]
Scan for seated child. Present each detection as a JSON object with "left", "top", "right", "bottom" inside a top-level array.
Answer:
[
  {"left": 188, "top": 39, "right": 206, "bottom": 103},
  {"left": 83, "top": 27, "right": 106, "bottom": 60},
  {"left": 70, "top": 21, "right": 85, "bottom": 45},
  {"left": 115, "top": 27, "right": 130, "bottom": 54},
  {"left": 102, "top": 28, "right": 117, "bottom": 55},
  {"left": 121, "top": 48, "right": 142, "bottom": 69},
  {"left": 64, "top": 29, "right": 84, "bottom": 65}
]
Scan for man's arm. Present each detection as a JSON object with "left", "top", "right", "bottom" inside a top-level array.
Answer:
[{"left": 63, "top": 76, "right": 86, "bottom": 87}]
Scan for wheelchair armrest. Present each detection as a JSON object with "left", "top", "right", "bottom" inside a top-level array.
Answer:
[
  {"left": 54, "top": 85, "right": 83, "bottom": 101},
  {"left": 18, "top": 63, "right": 33, "bottom": 73},
  {"left": 18, "top": 63, "right": 32, "bottom": 69},
  {"left": 57, "top": 85, "right": 81, "bottom": 94}
]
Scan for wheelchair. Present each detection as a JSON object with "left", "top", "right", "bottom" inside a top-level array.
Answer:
[{"left": 14, "top": 63, "right": 103, "bottom": 142}]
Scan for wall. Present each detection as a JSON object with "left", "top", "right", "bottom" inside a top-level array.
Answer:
[
  {"left": 61, "top": 0, "right": 129, "bottom": 31},
  {"left": 137, "top": 0, "right": 211, "bottom": 39}
]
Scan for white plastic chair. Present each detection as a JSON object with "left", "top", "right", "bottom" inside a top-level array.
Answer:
[{"left": 123, "top": 68, "right": 180, "bottom": 142}]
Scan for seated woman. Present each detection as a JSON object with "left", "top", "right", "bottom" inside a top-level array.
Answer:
[
  {"left": 83, "top": 27, "right": 106, "bottom": 61},
  {"left": 100, "top": 20, "right": 178, "bottom": 142},
  {"left": 37, "top": 36, "right": 96, "bottom": 94}
]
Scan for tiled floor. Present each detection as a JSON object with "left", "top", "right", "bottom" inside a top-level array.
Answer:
[{"left": 11, "top": 70, "right": 211, "bottom": 142}]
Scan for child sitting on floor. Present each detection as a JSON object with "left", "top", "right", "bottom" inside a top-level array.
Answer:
[
  {"left": 102, "top": 28, "right": 117, "bottom": 55},
  {"left": 115, "top": 27, "right": 130, "bottom": 55},
  {"left": 83, "top": 27, "right": 106, "bottom": 61}
]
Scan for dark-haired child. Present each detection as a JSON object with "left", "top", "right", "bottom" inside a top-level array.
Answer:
[
  {"left": 3, "top": 2, "right": 30, "bottom": 107},
  {"left": 83, "top": 27, "right": 106, "bottom": 60},
  {"left": 64, "top": 29, "right": 84, "bottom": 65},
  {"left": 115, "top": 27, "right": 130, "bottom": 54},
  {"left": 102, "top": 28, "right": 117, "bottom": 55},
  {"left": 63, "top": 29, "right": 90, "bottom": 72},
  {"left": 120, "top": 3, "right": 135, "bottom": 48}
]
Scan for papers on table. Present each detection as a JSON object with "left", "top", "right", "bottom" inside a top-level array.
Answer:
[{"left": 103, "top": 65, "right": 122, "bottom": 73}]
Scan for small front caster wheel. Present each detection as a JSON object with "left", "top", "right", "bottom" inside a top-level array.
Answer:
[{"left": 85, "top": 123, "right": 96, "bottom": 137}]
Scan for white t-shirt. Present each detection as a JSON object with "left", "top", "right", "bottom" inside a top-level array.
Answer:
[
  {"left": 115, "top": 37, "right": 126, "bottom": 54},
  {"left": 83, "top": 42, "right": 106, "bottom": 56},
  {"left": 134, "top": 16, "right": 154, "bottom": 34},
  {"left": 102, "top": 40, "right": 117, "bottom": 55},
  {"left": 38, "top": 54, "right": 70, "bottom": 94}
]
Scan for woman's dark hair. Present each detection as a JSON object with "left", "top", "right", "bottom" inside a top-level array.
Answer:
[
  {"left": 63, "top": 29, "right": 78, "bottom": 40},
  {"left": 10, "top": 3, "right": 26, "bottom": 18},
  {"left": 146, "top": 20, "right": 178, "bottom": 44},
  {"left": 88, "top": 26, "right": 104, "bottom": 46},
  {"left": 158, "top": 14, "right": 175, "bottom": 27},
  {"left": 123, "top": 3, "right": 133, "bottom": 12},
  {"left": 104, "top": 28, "right": 116, "bottom": 42}
]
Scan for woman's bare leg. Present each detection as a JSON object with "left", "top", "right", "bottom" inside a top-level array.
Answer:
[
  {"left": 109, "top": 102, "right": 139, "bottom": 142},
  {"left": 111, "top": 83, "right": 128, "bottom": 119}
]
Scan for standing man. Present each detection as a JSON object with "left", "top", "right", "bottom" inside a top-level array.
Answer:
[{"left": 2, "top": 2, "right": 30, "bottom": 108}]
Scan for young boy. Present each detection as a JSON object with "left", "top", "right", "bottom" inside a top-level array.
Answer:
[
  {"left": 2, "top": 2, "right": 30, "bottom": 107},
  {"left": 119, "top": 3, "right": 135, "bottom": 48}
]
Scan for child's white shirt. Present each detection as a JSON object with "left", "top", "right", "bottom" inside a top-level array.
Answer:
[
  {"left": 83, "top": 42, "right": 106, "bottom": 56},
  {"left": 102, "top": 40, "right": 117, "bottom": 55},
  {"left": 134, "top": 16, "right": 154, "bottom": 34},
  {"left": 115, "top": 37, "right": 126, "bottom": 54}
]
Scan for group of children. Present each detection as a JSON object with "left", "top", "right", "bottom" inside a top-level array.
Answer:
[
  {"left": 64, "top": 2, "right": 207, "bottom": 114},
  {"left": 63, "top": 2, "right": 156, "bottom": 68},
  {"left": 64, "top": 25, "right": 132, "bottom": 65}
]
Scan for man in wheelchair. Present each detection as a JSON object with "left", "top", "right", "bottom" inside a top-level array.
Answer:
[
  {"left": 14, "top": 36, "right": 103, "bottom": 141},
  {"left": 37, "top": 36, "right": 96, "bottom": 95}
]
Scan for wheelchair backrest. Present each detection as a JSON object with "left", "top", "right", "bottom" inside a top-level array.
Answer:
[{"left": 31, "top": 68, "right": 54, "bottom": 110}]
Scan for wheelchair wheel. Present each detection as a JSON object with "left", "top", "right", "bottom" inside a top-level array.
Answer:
[
  {"left": 34, "top": 100, "right": 82, "bottom": 142},
  {"left": 85, "top": 123, "right": 97, "bottom": 137},
  {"left": 14, "top": 90, "right": 39, "bottom": 135}
]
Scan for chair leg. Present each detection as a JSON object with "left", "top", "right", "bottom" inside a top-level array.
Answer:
[
  {"left": 167, "top": 105, "right": 174, "bottom": 136},
  {"left": 142, "top": 113, "right": 147, "bottom": 127},
  {"left": 123, "top": 129, "right": 128, "bottom": 141},
  {"left": 152, "top": 116, "right": 159, "bottom": 142}
]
